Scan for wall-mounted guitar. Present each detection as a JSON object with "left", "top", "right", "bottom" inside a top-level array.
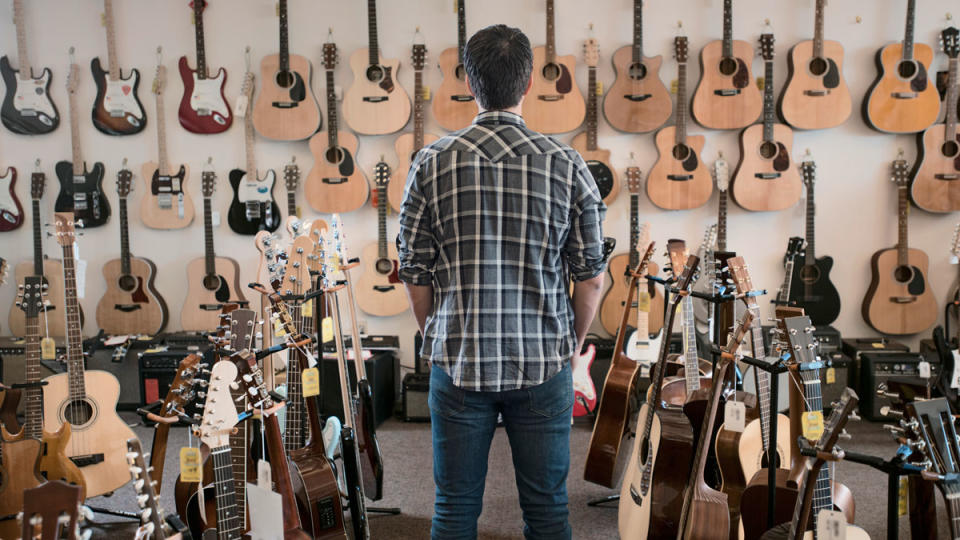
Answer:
[
  {"left": 252, "top": 0, "right": 321, "bottom": 140},
  {"left": 732, "top": 33, "right": 801, "bottom": 212},
  {"left": 647, "top": 35, "right": 712, "bottom": 210},
  {"left": 778, "top": 0, "right": 851, "bottom": 130},
  {"left": 178, "top": 0, "right": 232, "bottom": 133},
  {"left": 692, "top": 0, "right": 761, "bottom": 130},
  {"left": 306, "top": 40, "right": 369, "bottom": 214},
  {"left": 863, "top": 0, "right": 940, "bottom": 133},
  {"left": 524, "top": 0, "right": 585, "bottom": 133},
  {"left": 96, "top": 164, "right": 168, "bottom": 335},
  {"left": 284, "top": 158, "right": 300, "bottom": 219},
  {"left": 343, "top": 0, "right": 411, "bottom": 135},
  {"left": 572, "top": 38, "right": 620, "bottom": 205},
  {"left": 0, "top": 159, "right": 23, "bottom": 231},
  {"left": 357, "top": 161, "right": 408, "bottom": 317},
  {"left": 433, "top": 0, "right": 477, "bottom": 131},
  {"left": 91, "top": 0, "right": 145, "bottom": 135},
  {"left": 910, "top": 26, "right": 960, "bottom": 212},
  {"left": 141, "top": 52, "right": 194, "bottom": 230},
  {"left": 0, "top": 0, "right": 58, "bottom": 134}
]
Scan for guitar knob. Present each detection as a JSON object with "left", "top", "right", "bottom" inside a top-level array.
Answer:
[{"left": 195, "top": 391, "right": 206, "bottom": 400}]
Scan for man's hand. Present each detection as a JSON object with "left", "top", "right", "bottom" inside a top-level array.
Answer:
[
  {"left": 571, "top": 273, "right": 605, "bottom": 353},
  {"left": 404, "top": 283, "right": 434, "bottom": 335}
]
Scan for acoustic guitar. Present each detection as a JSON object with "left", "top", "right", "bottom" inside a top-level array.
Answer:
[
  {"left": 43, "top": 213, "right": 136, "bottom": 498},
  {"left": 862, "top": 156, "right": 938, "bottom": 335},
  {"left": 91, "top": 0, "right": 146, "bottom": 135},
  {"left": 0, "top": 161, "right": 22, "bottom": 232},
  {"left": 146, "top": 353, "right": 205, "bottom": 493},
  {"left": 524, "top": 0, "right": 585, "bottom": 134},
  {"left": 0, "top": 0, "right": 59, "bottom": 134},
  {"left": 357, "top": 161, "right": 408, "bottom": 317},
  {"left": 306, "top": 41, "right": 369, "bottom": 214},
  {"left": 647, "top": 36, "right": 712, "bottom": 210},
  {"left": 126, "top": 438, "right": 189, "bottom": 539},
  {"left": 18, "top": 480, "right": 85, "bottom": 540},
  {"left": 571, "top": 38, "right": 620, "bottom": 205},
  {"left": 692, "top": 0, "right": 762, "bottom": 130},
  {"left": 433, "top": 0, "right": 478, "bottom": 131},
  {"left": 178, "top": 0, "right": 232, "bottom": 133},
  {"left": 343, "top": 0, "right": 411, "bottom": 135},
  {"left": 96, "top": 165, "right": 168, "bottom": 335},
  {"left": 732, "top": 33, "right": 801, "bottom": 212},
  {"left": 778, "top": 0, "right": 851, "bottom": 130},
  {"left": 252, "top": 0, "right": 321, "bottom": 141},
  {"left": 911, "top": 27, "right": 960, "bottom": 212}
]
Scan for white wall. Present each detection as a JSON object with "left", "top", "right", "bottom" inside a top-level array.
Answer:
[{"left": 1, "top": 0, "right": 958, "bottom": 372}]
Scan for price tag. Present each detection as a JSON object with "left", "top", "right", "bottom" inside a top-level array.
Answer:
[
  {"left": 816, "top": 510, "right": 847, "bottom": 540},
  {"left": 421, "top": 85, "right": 432, "bottom": 101},
  {"left": 321, "top": 317, "right": 334, "bottom": 343},
  {"left": 756, "top": 77, "right": 765, "bottom": 91},
  {"left": 637, "top": 292, "right": 651, "bottom": 312},
  {"left": 871, "top": 341, "right": 884, "bottom": 348},
  {"left": 670, "top": 79, "right": 678, "bottom": 94},
  {"left": 825, "top": 367, "right": 836, "bottom": 384},
  {"left": 258, "top": 459, "right": 272, "bottom": 487},
  {"left": 301, "top": 299, "right": 312, "bottom": 318},
  {"left": 235, "top": 95, "right": 249, "bottom": 117},
  {"left": 334, "top": 85, "right": 343, "bottom": 101},
  {"left": 898, "top": 476, "right": 909, "bottom": 516},
  {"left": 295, "top": 205, "right": 302, "bottom": 218},
  {"left": 918, "top": 360, "right": 931, "bottom": 379},
  {"left": 212, "top": 211, "right": 221, "bottom": 227},
  {"left": 724, "top": 401, "right": 746, "bottom": 432},
  {"left": 40, "top": 337, "right": 56, "bottom": 360},
  {"left": 595, "top": 81, "right": 603, "bottom": 95},
  {"left": 302, "top": 367, "right": 320, "bottom": 397},
  {"left": 951, "top": 255, "right": 959, "bottom": 264},
  {"left": 179, "top": 447, "right": 202, "bottom": 482},
  {"left": 801, "top": 410, "right": 824, "bottom": 441},
  {"left": 951, "top": 351, "right": 960, "bottom": 389},
  {"left": 273, "top": 318, "right": 285, "bottom": 338}
]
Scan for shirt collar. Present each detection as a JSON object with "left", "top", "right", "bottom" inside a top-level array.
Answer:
[{"left": 472, "top": 110, "right": 526, "bottom": 127}]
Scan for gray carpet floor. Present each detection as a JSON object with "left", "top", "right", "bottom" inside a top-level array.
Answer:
[{"left": 82, "top": 413, "right": 948, "bottom": 539}]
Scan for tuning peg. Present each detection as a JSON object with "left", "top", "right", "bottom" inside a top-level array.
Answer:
[
  {"left": 192, "top": 413, "right": 202, "bottom": 421},
  {"left": 195, "top": 391, "right": 206, "bottom": 400},
  {"left": 883, "top": 424, "right": 906, "bottom": 437},
  {"left": 197, "top": 380, "right": 209, "bottom": 388},
  {"left": 910, "top": 439, "right": 927, "bottom": 452},
  {"left": 880, "top": 406, "right": 904, "bottom": 419},
  {"left": 838, "top": 429, "right": 852, "bottom": 440},
  {"left": 848, "top": 411, "right": 860, "bottom": 422},
  {"left": 134, "top": 479, "right": 144, "bottom": 492},
  {"left": 900, "top": 418, "right": 920, "bottom": 431},
  {"left": 917, "top": 459, "right": 933, "bottom": 470},
  {"left": 136, "top": 494, "right": 149, "bottom": 507}
]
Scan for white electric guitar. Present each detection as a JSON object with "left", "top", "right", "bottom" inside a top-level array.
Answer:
[{"left": 624, "top": 226, "right": 661, "bottom": 377}]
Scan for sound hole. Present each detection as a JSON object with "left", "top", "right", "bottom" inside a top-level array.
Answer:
[
  {"left": 799, "top": 265, "right": 820, "bottom": 283},
  {"left": 897, "top": 60, "right": 918, "bottom": 79},
  {"left": 325, "top": 147, "right": 345, "bottom": 165},
  {"left": 64, "top": 400, "right": 94, "bottom": 426},
  {"left": 894, "top": 265, "right": 914, "bottom": 284},
  {"left": 375, "top": 258, "right": 393, "bottom": 275},
  {"left": 366, "top": 64, "right": 384, "bottom": 83},
  {"left": 759, "top": 141, "right": 778, "bottom": 159},
  {"left": 719, "top": 57, "right": 738, "bottom": 76},
  {"left": 628, "top": 62, "right": 648, "bottom": 80},
  {"left": 942, "top": 140, "right": 960, "bottom": 159},
  {"left": 542, "top": 63, "right": 561, "bottom": 82},
  {"left": 672, "top": 144, "right": 691, "bottom": 161},
  {"left": 202, "top": 274, "right": 222, "bottom": 292},
  {"left": 118, "top": 274, "right": 137, "bottom": 292},
  {"left": 808, "top": 57, "right": 828, "bottom": 76},
  {"left": 639, "top": 436, "right": 650, "bottom": 465},
  {"left": 759, "top": 450, "right": 781, "bottom": 469},
  {"left": 275, "top": 70, "right": 295, "bottom": 89},
  {"left": 455, "top": 64, "right": 466, "bottom": 81}
]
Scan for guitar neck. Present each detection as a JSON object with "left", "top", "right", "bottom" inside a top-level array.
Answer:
[
  {"left": 748, "top": 307, "right": 772, "bottom": 448},
  {"left": 897, "top": 185, "right": 909, "bottom": 268},
  {"left": 812, "top": 0, "right": 826, "bottom": 59},
  {"left": 378, "top": 184, "right": 388, "bottom": 258},
  {"left": 456, "top": 0, "right": 467, "bottom": 63},
  {"left": 586, "top": 66, "right": 598, "bottom": 150},
  {"left": 13, "top": 0, "right": 30, "bottom": 76},
  {"left": 717, "top": 190, "right": 728, "bottom": 251},
  {"left": 228, "top": 389, "right": 248, "bottom": 528},
  {"left": 675, "top": 60, "right": 688, "bottom": 145},
  {"left": 155, "top": 86, "right": 168, "bottom": 174},
  {"left": 903, "top": 0, "right": 916, "bottom": 60},
  {"left": 103, "top": 0, "right": 120, "bottom": 79},
  {"left": 414, "top": 68, "right": 425, "bottom": 151},
  {"left": 330, "top": 292, "right": 357, "bottom": 430},
  {"left": 946, "top": 58, "right": 959, "bottom": 141},
  {"left": 23, "top": 315, "right": 43, "bottom": 441},
  {"left": 287, "top": 188, "right": 297, "bottom": 217},
  {"left": 203, "top": 196, "right": 216, "bottom": 276},
  {"left": 61, "top": 240, "right": 86, "bottom": 401},
  {"left": 326, "top": 69, "right": 339, "bottom": 149},
  {"left": 244, "top": 98, "right": 257, "bottom": 176},
  {"left": 722, "top": 0, "right": 734, "bottom": 58},
  {"left": 211, "top": 445, "right": 244, "bottom": 539},
  {"left": 628, "top": 194, "right": 639, "bottom": 269},
  {"left": 119, "top": 196, "right": 131, "bottom": 275},
  {"left": 805, "top": 182, "right": 816, "bottom": 262},
  {"left": 278, "top": 0, "right": 290, "bottom": 72},
  {"left": 545, "top": 0, "right": 556, "bottom": 64},
  {"left": 631, "top": 0, "right": 644, "bottom": 62},
  {"left": 284, "top": 306, "right": 305, "bottom": 451},
  {"left": 801, "top": 370, "right": 835, "bottom": 530},
  {"left": 343, "top": 269, "right": 369, "bottom": 380},
  {"left": 32, "top": 199, "right": 44, "bottom": 276},
  {"left": 681, "top": 295, "right": 700, "bottom": 395},
  {"left": 778, "top": 258, "right": 795, "bottom": 304},
  {"left": 367, "top": 0, "right": 379, "bottom": 65},
  {"left": 762, "top": 58, "right": 775, "bottom": 142},
  {"left": 193, "top": 0, "right": 207, "bottom": 78},
  {"left": 69, "top": 79, "right": 83, "bottom": 175}
]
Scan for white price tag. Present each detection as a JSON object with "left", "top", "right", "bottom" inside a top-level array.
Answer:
[
  {"left": 952, "top": 351, "right": 960, "bottom": 389},
  {"left": 75, "top": 258, "right": 87, "bottom": 299},
  {"left": 235, "top": 95, "right": 249, "bottom": 117},
  {"left": 724, "top": 401, "right": 746, "bottom": 433},
  {"left": 951, "top": 255, "right": 959, "bottom": 264},
  {"left": 918, "top": 360, "right": 931, "bottom": 379},
  {"left": 212, "top": 210, "right": 221, "bottom": 227},
  {"left": 816, "top": 509, "right": 847, "bottom": 540},
  {"left": 334, "top": 85, "right": 343, "bottom": 101},
  {"left": 257, "top": 458, "right": 272, "bottom": 487}
]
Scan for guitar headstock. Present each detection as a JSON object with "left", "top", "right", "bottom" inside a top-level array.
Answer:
[
  {"left": 800, "top": 159, "right": 816, "bottom": 189},
  {"left": 232, "top": 349, "right": 276, "bottom": 413},
  {"left": 241, "top": 68, "right": 255, "bottom": 102},
  {"left": 725, "top": 309, "right": 755, "bottom": 355},
  {"left": 279, "top": 235, "right": 315, "bottom": 296},
  {"left": 53, "top": 213, "right": 77, "bottom": 247},
  {"left": 330, "top": 214, "right": 349, "bottom": 268},
  {"left": 30, "top": 164, "right": 45, "bottom": 200},
  {"left": 374, "top": 160, "right": 391, "bottom": 191},
  {"left": 323, "top": 41, "right": 338, "bottom": 71},
  {"left": 197, "top": 360, "right": 240, "bottom": 450},
  {"left": 673, "top": 254, "right": 701, "bottom": 293},
  {"left": 666, "top": 239, "right": 688, "bottom": 279},
  {"left": 674, "top": 36, "right": 689, "bottom": 63},
  {"left": 816, "top": 388, "right": 859, "bottom": 452},
  {"left": 284, "top": 158, "right": 300, "bottom": 192},
  {"left": 892, "top": 156, "right": 910, "bottom": 188},
  {"left": 201, "top": 167, "right": 217, "bottom": 198},
  {"left": 307, "top": 219, "right": 329, "bottom": 274},
  {"left": 759, "top": 33, "right": 775, "bottom": 61},
  {"left": 152, "top": 58, "right": 165, "bottom": 96},
  {"left": 902, "top": 398, "right": 960, "bottom": 479},
  {"left": 126, "top": 438, "right": 166, "bottom": 538},
  {"left": 699, "top": 224, "right": 717, "bottom": 254},
  {"left": 713, "top": 155, "right": 730, "bottom": 192},
  {"left": 17, "top": 276, "right": 46, "bottom": 317},
  {"left": 783, "top": 316, "right": 817, "bottom": 364},
  {"left": 631, "top": 240, "right": 656, "bottom": 279},
  {"left": 784, "top": 236, "right": 804, "bottom": 264},
  {"left": 625, "top": 166, "right": 642, "bottom": 194},
  {"left": 66, "top": 47, "right": 79, "bottom": 95},
  {"left": 583, "top": 38, "right": 600, "bottom": 68},
  {"left": 941, "top": 26, "right": 960, "bottom": 58},
  {"left": 412, "top": 43, "right": 427, "bottom": 71},
  {"left": 228, "top": 308, "right": 258, "bottom": 351},
  {"left": 116, "top": 166, "right": 133, "bottom": 198},
  {"left": 727, "top": 256, "right": 759, "bottom": 308},
  {"left": 159, "top": 354, "right": 204, "bottom": 420}
]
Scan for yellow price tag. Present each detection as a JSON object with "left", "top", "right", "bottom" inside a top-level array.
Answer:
[
  {"left": 670, "top": 79, "right": 678, "bottom": 94},
  {"left": 40, "top": 337, "right": 56, "bottom": 360},
  {"left": 179, "top": 447, "right": 202, "bottom": 482},
  {"left": 801, "top": 410, "right": 825, "bottom": 441},
  {"left": 274, "top": 318, "right": 285, "bottom": 337},
  {"left": 826, "top": 367, "right": 836, "bottom": 385},
  {"left": 302, "top": 368, "right": 320, "bottom": 397},
  {"left": 301, "top": 299, "right": 313, "bottom": 318},
  {"left": 898, "top": 477, "right": 908, "bottom": 516},
  {"left": 871, "top": 342, "right": 884, "bottom": 348},
  {"left": 637, "top": 292, "right": 651, "bottom": 312},
  {"left": 321, "top": 317, "right": 334, "bottom": 343},
  {"left": 756, "top": 77, "right": 765, "bottom": 91},
  {"left": 422, "top": 85, "right": 432, "bottom": 101},
  {"left": 595, "top": 81, "right": 603, "bottom": 96}
]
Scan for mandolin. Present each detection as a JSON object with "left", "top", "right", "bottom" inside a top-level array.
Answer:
[
  {"left": 571, "top": 38, "right": 620, "bottom": 205},
  {"left": 864, "top": 0, "right": 940, "bottom": 134},
  {"left": 647, "top": 35, "right": 712, "bottom": 210},
  {"left": 96, "top": 165, "right": 168, "bottom": 335},
  {"left": 91, "top": 0, "right": 146, "bottom": 135},
  {"left": 0, "top": 163, "right": 23, "bottom": 232},
  {"left": 432, "top": 0, "right": 478, "bottom": 131},
  {"left": 178, "top": 0, "right": 232, "bottom": 133},
  {"left": 910, "top": 27, "right": 960, "bottom": 212},
  {"left": 524, "top": 0, "right": 586, "bottom": 134},
  {"left": 0, "top": 0, "right": 59, "bottom": 134},
  {"left": 357, "top": 161, "right": 408, "bottom": 317},
  {"left": 306, "top": 41, "right": 369, "bottom": 214},
  {"left": 692, "top": 0, "right": 762, "bottom": 130},
  {"left": 252, "top": 0, "right": 321, "bottom": 141},
  {"left": 862, "top": 156, "right": 938, "bottom": 335},
  {"left": 343, "top": 0, "right": 411, "bottom": 135},
  {"left": 732, "top": 33, "right": 801, "bottom": 212}
]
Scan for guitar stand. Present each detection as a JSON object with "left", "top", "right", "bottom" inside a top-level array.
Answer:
[
  {"left": 368, "top": 506, "right": 402, "bottom": 515},
  {"left": 586, "top": 493, "right": 620, "bottom": 507}
]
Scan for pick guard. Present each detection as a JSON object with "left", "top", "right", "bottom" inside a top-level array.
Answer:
[
  {"left": 773, "top": 142, "right": 790, "bottom": 172},
  {"left": 733, "top": 58, "right": 751, "bottom": 89},
  {"left": 189, "top": 72, "right": 230, "bottom": 122},
  {"left": 379, "top": 66, "right": 395, "bottom": 93},
  {"left": 682, "top": 149, "right": 699, "bottom": 172},
  {"left": 338, "top": 148, "right": 356, "bottom": 177},
  {"left": 823, "top": 58, "right": 840, "bottom": 89},
  {"left": 130, "top": 275, "right": 148, "bottom": 303},
  {"left": 556, "top": 64, "right": 573, "bottom": 94},
  {"left": 907, "top": 265, "right": 926, "bottom": 296},
  {"left": 151, "top": 166, "right": 186, "bottom": 195},
  {"left": 236, "top": 169, "right": 276, "bottom": 203},
  {"left": 912, "top": 62, "right": 929, "bottom": 93},
  {"left": 288, "top": 71, "right": 306, "bottom": 103}
]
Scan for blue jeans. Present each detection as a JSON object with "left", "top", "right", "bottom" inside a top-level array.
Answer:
[{"left": 429, "top": 365, "right": 574, "bottom": 540}]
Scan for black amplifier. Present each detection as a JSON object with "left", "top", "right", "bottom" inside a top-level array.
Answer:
[
  {"left": 820, "top": 351, "right": 854, "bottom": 414},
  {"left": 402, "top": 372, "right": 431, "bottom": 422},
  {"left": 814, "top": 325, "right": 842, "bottom": 354},
  {"left": 319, "top": 351, "right": 396, "bottom": 427},
  {"left": 841, "top": 337, "right": 910, "bottom": 396},
  {"left": 859, "top": 352, "right": 938, "bottom": 421}
]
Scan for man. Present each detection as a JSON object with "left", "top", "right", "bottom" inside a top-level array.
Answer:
[{"left": 397, "top": 24, "right": 606, "bottom": 540}]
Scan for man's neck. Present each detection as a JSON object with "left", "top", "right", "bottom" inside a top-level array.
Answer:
[{"left": 479, "top": 104, "right": 523, "bottom": 116}]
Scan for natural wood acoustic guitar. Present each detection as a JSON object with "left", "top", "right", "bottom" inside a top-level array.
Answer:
[
  {"left": 571, "top": 38, "right": 620, "bottom": 205},
  {"left": 90, "top": 0, "right": 145, "bottom": 135},
  {"left": 524, "top": 0, "right": 585, "bottom": 133},
  {"left": 177, "top": 0, "right": 232, "bottom": 134},
  {"left": 433, "top": 0, "right": 477, "bottom": 131},
  {"left": 358, "top": 161, "right": 409, "bottom": 317}
]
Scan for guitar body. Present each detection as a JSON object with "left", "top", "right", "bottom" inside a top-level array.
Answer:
[
  {"left": 524, "top": 46, "right": 586, "bottom": 134},
  {"left": 862, "top": 247, "right": 938, "bottom": 335},
  {"left": 683, "top": 493, "right": 730, "bottom": 540},
  {"left": 603, "top": 46, "right": 671, "bottom": 133},
  {"left": 0, "top": 166, "right": 24, "bottom": 231},
  {"left": 177, "top": 57, "right": 232, "bottom": 134},
  {"left": 433, "top": 47, "right": 477, "bottom": 131},
  {"left": 863, "top": 43, "right": 940, "bottom": 133},
  {"left": 0, "top": 55, "right": 59, "bottom": 134},
  {"left": 183, "top": 484, "right": 217, "bottom": 538},
  {"left": 304, "top": 131, "right": 368, "bottom": 213},
  {"left": 354, "top": 242, "right": 406, "bottom": 317},
  {"left": 140, "top": 162, "right": 195, "bottom": 229},
  {"left": 910, "top": 126, "right": 960, "bottom": 212},
  {"left": 388, "top": 131, "right": 440, "bottom": 211},
  {"left": 289, "top": 452, "right": 346, "bottom": 539},
  {"left": 788, "top": 256, "right": 841, "bottom": 325},
  {"left": 779, "top": 40, "right": 851, "bottom": 130},
  {"left": 0, "top": 437, "right": 43, "bottom": 539},
  {"left": 739, "top": 470, "right": 855, "bottom": 540},
  {"left": 584, "top": 352, "right": 639, "bottom": 488},
  {"left": 731, "top": 123, "right": 802, "bottom": 211},
  {"left": 356, "top": 378, "right": 384, "bottom": 501},
  {"left": 570, "top": 132, "right": 620, "bottom": 204},
  {"left": 181, "top": 256, "right": 246, "bottom": 332},
  {"left": 572, "top": 344, "right": 597, "bottom": 417},
  {"left": 54, "top": 160, "right": 110, "bottom": 228},
  {"left": 600, "top": 255, "right": 663, "bottom": 336},
  {"left": 2, "top": 422, "right": 87, "bottom": 499},
  {"left": 343, "top": 49, "right": 411, "bottom": 135},
  {"left": 693, "top": 40, "right": 762, "bottom": 130},
  {"left": 252, "top": 53, "right": 321, "bottom": 141},
  {"left": 9, "top": 259, "right": 72, "bottom": 337},
  {"left": 624, "top": 329, "right": 663, "bottom": 377},
  {"left": 646, "top": 128, "right": 712, "bottom": 210},
  {"left": 42, "top": 370, "right": 136, "bottom": 497},
  {"left": 90, "top": 57, "right": 145, "bottom": 135},
  {"left": 96, "top": 256, "right": 167, "bottom": 335},
  {"left": 228, "top": 168, "right": 282, "bottom": 235}
]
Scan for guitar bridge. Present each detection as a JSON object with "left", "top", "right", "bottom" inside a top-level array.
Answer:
[
  {"left": 362, "top": 96, "right": 388, "bottom": 103},
  {"left": 537, "top": 95, "right": 563, "bottom": 102},
  {"left": 667, "top": 174, "right": 693, "bottom": 181},
  {"left": 196, "top": 108, "right": 211, "bottom": 116},
  {"left": 755, "top": 172, "right": 782, "bottom": 180},
  {"left": 271, "top": 101, "right": 299, "bottom": 109},
  {"left": 70, "top": 454, "right": 105, "bottom": 467},
  {"left": 200, "top": 303, "right": 225, "bottom": 311},
  {"left": 803, "top": 89, "right": 830, "bottom": 97},
  {"left": 624, "top": 94, "right": 652, "bottom": 102},
  {"left": 890, "top": 296, "right": 918, "bottom": 304},
  {"left": 114, "top": 304, "right": 142, "bottom": 312},
  {"left": 451, "top": 95, "right": 474, "bottom": 102},
  {"left": 891, "top": 92, "right": 918, "bottom": 99},
  {"left": 157, "top": 193, "right": 172, "bottom": 209},
  {"left": 714, "top": 89, "right": 742, "bottom": 96},
  {"left": 935, "top": 174, "right": 959, "bottom": 181},
  {"left": 373, "top": 285, "right": 396, "bottom": 292},
  {"left": 322, "top": 177, "right": 348, "bottom": 185}
]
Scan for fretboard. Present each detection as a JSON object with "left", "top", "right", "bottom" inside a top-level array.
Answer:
[
  {"left": 414, "top": 69, "right": 425, "bottom": 151},
  {"left": 778, "top": 256, "right": 795, "bottom": 304},
  {"left": 69, "top": 81, "right": 83, "bottom": 176},
  {"left": 61, "top": 241, "right": 85, "bottom": 402},
  {"left": 13, "top": 0, "right": 30, "bottom": 76},
  {"left": 211, "top": 446, "right": 243, "bottom": 539},
  {"left": 903, "top": 0, "right": 916, "bottom": 61},
  {"left": 897, "top": 185, "right": 909, "bottom": 268},
  {"left": 586, "top": 66, "right": 598, "bottom": 150},
  {"left": 119, "top": 196, "right": 131, "bottom": 276},
  {"left": 747, "top": 306, "right": 772, "bottom": 449},
  {"left": 325, "top": 69, "right": 339, "bottom": 150},
  {"left": 286, "top": 190, "right": 296, "bottom": 217},
  {"left": 802, "top": 370, "right": 834, "bottom": 522},
  {"left": 628, "top": 194, "right": 639, "bottom": 269},
  {"left": 812, "top": 0, "right": 825, "bottom": 60},
  {"left": 32, "top": 199, "right": 44, "bottom": 276},
  {"left": 456, "top": 0, "right": 467, "bottom": 63},
  {"left": 203, "top": 197, "right": 216, "bottom": 277},
  {"left": 545, "top": 0, "right": 556, "bottom": 64},
  {"left": 278, "top": 0, "right": 290, "bottom": 73},
  {"left": 228, "top": 388, "right": 248, "bottom": 530},
  {"left": 367, "top": 0, "right": 380, "bottom": 66},
  {"left": 717, "top": 190, "right": 728, "bottom": 251},
  {"left": 344, "top": 270, "right": 369, "bottom": 381},
  {"left": 722, "top": 0, "right": 734, "bottom": 59},
  {"left": 244, "top": 101, "right": 256, "bottom": 176},
  {"left": 103, "top": 0, "right": 120, "bottom": 79},
  {"left": 805, "top": 181, "right": 816, "bottom": 263},
  {"left": 155, "top": 82, "right": 169, "bottom": 174},
  {"left": 193, "top": 0, "right": 207, "bottom": 78},
  {"left": 681, "top": 295, "right": 700, "bottom": 396},
  {"left": 631, "top": 0, "right": 644, "bottom": 63},
  {"left": 946, "top": 58, "right": 959, "bottom": 142},
  {"left": 378, "top": 183, "right": 388, "bottom": 259},
  {"left": 23, "top": 315, "right": 43, "bottom": 441},
  {"left": 675, "top": 60, "right": 688, "bottom": 145},
  {"left": 762, "top": 58, "right": 775, "bottom": 142}
]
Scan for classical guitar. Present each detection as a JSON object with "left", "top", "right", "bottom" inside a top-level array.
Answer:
[
  {"left": 229, "top": 65, "right": 280, "bottom": 235},
  {"left": 648, "top": 36, "right": 712, "bottom": 210},
  {"left": 142, "top": 57, "right": 194, "bottom": 230},
  {"left": 91, "top": 0, "right": 146, "bottom": 135},
  {"left": 0, "top": 161, "right": 23, "bottom": 232},
  {"left": 572, "top": 38, "right": 620, "bottom": 205},
  {"left": 432, "top": 0, "right": 478, "bottom": 131},
  {"left": 0, "top": 0, "right": 59, "bottom": 134},
  {"left": 603, "top": 0, "right": 671, "bottom": 133},
  {"left": 789, "top": 159, "right": 841, "bottom": 324},
  {"left": 18, "top": 480, "right": 85, "bottom": 540},
  {"left": 56, "top": 54, "right": 110, "bottom": 229},
  {"left": 126, "top": 438, "right": 189, "bottom": 539},
  {"left": 252, "top": 0, "right": 321, "bottom": 141},
  {"left": 862, "top": 156, "right": 938, "bottom": 335},
  {"left": 524, "top": 0, "right": 586, "bottom": 134},
  {"left": 96, "top": 165, "right": 168, "bottom": 335},
  {"left": 306, "top": 41, "right": 369, "bottom": 214},
  {"left": 692, "top": 0, "right": 762, "bottom": 130},
  {"left": 732, "top": 33, "right": 801, "bottom": 212},
  {"left": 283, "top": 158, "right": 301, "bottom": 220},
  {"left": 357, "top": 161, "right": 408, "bottom": 317},
  {"left": 864, "top": 0, "right": 940, "bottom": 133},
  {"left": 181, "top": 167, "right": 247, "bottom": 331},
  {"left": 43, "top": 213, "right": 136, "bottom": 498},
  {"left": 778, "top": 0, "right": 851, "bottom": 130},
  {"left": 911, "top": 27, "right": 960, "bottom": 212},
  {"left": 388, "top": 43, "right": 439, "bottom": 211},
  {"left": 178, "top": 0, "right": 232, "bottom": 133}
]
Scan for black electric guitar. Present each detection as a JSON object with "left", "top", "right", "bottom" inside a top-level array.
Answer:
[{"left": 0, "top": 0, "right": 59, "bottom": 134}]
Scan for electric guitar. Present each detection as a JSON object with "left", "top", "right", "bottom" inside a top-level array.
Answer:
[
  {"left": 357, "top": 161, "right": 408, "bottom": 317},
  {"left": 572, "top": 343, "right": 598, "bottom": 418},
  {"left": 0, "top": 161, "right": 23, "bottom": 232},
  {"left": 252, "top": 0, "right": 321, "bottom": 141},
  {"left": 778, "top": 236, "right": 805, "bottom": 306},
  {"left": 178, "top": 0, "right": 232, "bottom": 133},
  {"left": 432, "top": 0, "right": 478, "bottom": 131},
  {"left": 524, "top": 0, "right": 586, "bottom": 133},
  {"left": 91, "top": 0, "right": 146, "bottom": 135},
  {"left": 0, "top": 0, "right": 59, "bottom": 134},
  {"left": 306, "top": 41, "right": 369, "bottom": 214},
  {"left": 864, "top": 0, "right": 941, "bottom": 133},
  {"left": 571, "top": 38, "right": 620, "bottom": 205}
]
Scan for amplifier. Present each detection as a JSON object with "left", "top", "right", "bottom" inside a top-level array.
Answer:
[
  {"left": 402, "top": 372, "right": 431, "bottom": 422},
  {"left": 841, "top": 337, "right": 909, "bottom": 395},
  {"left": 814, "top": 325, "right": 842, "bottom": 354},
  {"left": 859, "top": 352, "right": 938, "bottom": 421},
  {"left": 820, "top": 351, "right": 854, "bottom": 414},
  {"left": 139, "top": 349, "right": 212, "bottom": 422},
  {"left": 319, "top": 351, "right": 396, "bottom": 427},
  {"left": 322, "top": 335, "right": 401, "bottom": 354}
]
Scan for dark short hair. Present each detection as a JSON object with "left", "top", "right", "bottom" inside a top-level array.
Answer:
[{"left": 463, "top": 25, "right": 532, "bottom": 110}]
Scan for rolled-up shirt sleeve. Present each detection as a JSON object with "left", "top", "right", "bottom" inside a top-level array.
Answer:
[
  {"left": 396, "top": 153, "right": 438, "bottom": 286},
  {"left": 563, "top": 154, "right": 607, "bottom": 282}
]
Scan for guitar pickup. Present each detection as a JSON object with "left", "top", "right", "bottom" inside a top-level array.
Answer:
[
  {"left": 200, "top": 303, "right": 224, "bottom": 311},
  {"left": 108, "top": 109, "right": 125, "bottom": 118},
  {"left": 322, "top": 177, "right": 348, "bottom": 185},
  {"left": 114, "top": 304, "right": 142, "bottom": 312},
  {"left": 452, "top": 95, "right": 474, "bottom": 102},
  {"left": 73, "top": 193, "right": 89, "bottom": 210},
  {"left": 70, "top": 454, "right": 105, "bottom": 468},
  {"left": 890, "top": 296, "right": 918, "bottom": 304},
  {"left": 22, "top": 108, "right": 37, "bottom": 117},
  {"left": 892, "top": 92, "right": 918, "bottom": 99},
  {"left": 72, "top": 175, "right": 86, "bottom": 184},
  {"left": 157, "top": 193, "right": 172, "bottom": 209},
  {"left": 935, "top": 174, "right": 959, "bottom": 180},
  {"left": 803, "top": 90, "right": 830, "bottom": 97},
  {"left": 755, "top": 172, "right": 781, "bottom": 179},
  {"left": 624, "top": 94, "right": 652, "bottom": 102},
  {"left": 362, "top": 96, "right": 388, "bottom": 103},
  {"left": 667, "top": 174, "right": 693, "bottom": 181},
  {"left": 373, "top": 285, "right": 396, "bottom": 292},
  {"left": 271, "top": 101, "right": 299, "bottom": 109},
  {"left": 537, "top": 95, "right": 563, "bottom": 102},
  {"left": 196, "top": 108, "right": 211, "bottom": 116},
  {"left": 714, "top": 89, "right": 742, "bottom": 96}
]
